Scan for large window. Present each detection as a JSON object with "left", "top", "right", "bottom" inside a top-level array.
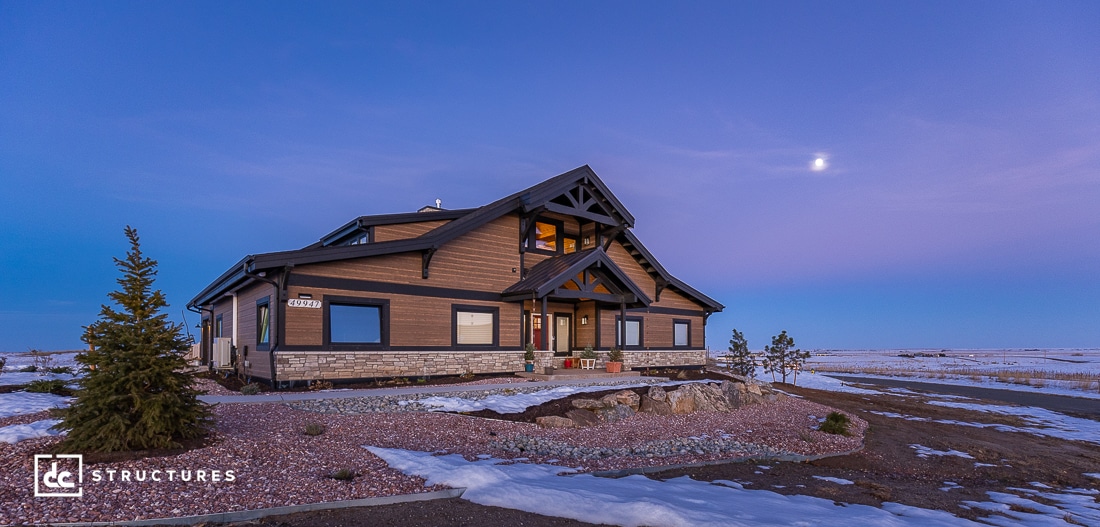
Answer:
[
  {"left": 453, "top": 305, "right": 499, "bottom": 347},
  {"left": 615, "top": 316, "right": 643, "bottom": 348},
  {"left": 324, "top": 296, "right": 389, "bottom": 348},
  {"left": 673, "top": 319, "right": 691, "bottom": 347},
  {"left": 330, "top": 304, "right": 382, "bottom": 343},
  {"left": 256, "top": 298, "right": 270, "bottom": 350}
]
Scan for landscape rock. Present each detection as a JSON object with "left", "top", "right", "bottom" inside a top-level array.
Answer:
[
  {"left": 647, "top": 386, "right": 668, "bottom": 403},
  {"left": 612, "top": 390, "right": 640, "bottom": 410},
  {"left": 535, "top": 416, "right": 575, "bottom": 428},
  {"left": 595, "top": 403, "right": 635, "bottom": 423},
  {"left": 666, "top": 386, "right": 695, "bottom": 414},
  {"left": 571, "top": 398, "right": 607, "bottom": 410},
  {"left": 565, "top": 409, "right": 601, "bottom": 428},
  {"left": 638, "top": 395, "right": 672, "bottom": 415},
  {"left": 691, "top": 383, "right": 733, "bottom": 412}
]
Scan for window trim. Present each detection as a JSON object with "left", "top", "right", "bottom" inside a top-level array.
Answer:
[
  {"left": 614, "top": 315, "right": 644, "bottom": 349},
  {"left": 452, "top": 304, "right": 500, "bottom": 348},
  {"left": 526, "top": 217, "right": 565, "bottom": 255},
  {"left": 256, "top": 297, "right": 271, "bottom": 351},
  {"left": 673, "top": 318, "right": 691, "bottom": 348},
  {"left": 323, "top": 296, "right": 390, "bottom": 350}
]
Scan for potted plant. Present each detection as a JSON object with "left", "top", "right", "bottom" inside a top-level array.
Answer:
[
  {"left": 605, "top": 348, "right": 624, "bottom": 373},
  {"left": 579, "top": 346, "right": 597, "bottom": 370},
  {"left": 523, "top": 343, "right": 536, "bottom": 372}
]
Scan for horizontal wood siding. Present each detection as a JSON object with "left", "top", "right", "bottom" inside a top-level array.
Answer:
[
  {"left": 283, "top": 285, "right": 521, "bottom": 350},
  {"left": 237, "top": 282, "right": 276, "bottom": 380},
  {"left": 372, "top": 220, "right": 451, "bottom": 242},
  {"left": 574, "top": 301, "right": 597, "bottom": 349},
  {"left": 296, "top": 215, "right": 521, "bottom": 291},
  {"left": 599, "top": 308, "right": 705, "bottom": 350}
]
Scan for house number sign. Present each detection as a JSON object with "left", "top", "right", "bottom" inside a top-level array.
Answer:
[{"left": 288, "top": 299, "right": 321, "bottom": 309}]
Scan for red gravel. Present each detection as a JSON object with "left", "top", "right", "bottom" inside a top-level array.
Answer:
[{"left": 0, "top": 397, "right": 862, "bottom": 524}]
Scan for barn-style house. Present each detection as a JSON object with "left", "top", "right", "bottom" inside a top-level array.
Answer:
[{"left": 187, "top": 166, "right": 723, "bottom": 385}]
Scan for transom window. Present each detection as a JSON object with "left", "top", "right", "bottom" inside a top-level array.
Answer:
[{"left": 330, "top": 304, "right": 382, "bottom": 343}]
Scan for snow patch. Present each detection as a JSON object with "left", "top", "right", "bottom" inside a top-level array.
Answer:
[
  {"left": 812, "top": 476, "right": 854, "bottom": 485},
  {"left": 0, "top": 419, "right": 63, "bottom": 443},
  {"left": 0, "top": 391, "right": 71, "bottom": 418},
  {"left": 909, "top": 444, "right": 974, "bottom": 459}
]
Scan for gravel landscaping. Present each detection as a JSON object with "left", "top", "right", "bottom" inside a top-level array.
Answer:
[{"left": 0, "top": 380, "right": 863, "bottom": 525}]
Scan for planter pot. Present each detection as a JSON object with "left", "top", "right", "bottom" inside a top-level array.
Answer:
[
  {"left": 579, "top": 358, "right": 597, "bottom": 370},
  {"left": 605, "top": 361, "right": 622, "bottom": 373},
  {"left": 524, "top": 362, "right": 534, "bottom": 372}
]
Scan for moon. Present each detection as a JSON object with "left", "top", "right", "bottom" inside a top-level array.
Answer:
[
  {"left": 814, "top": 158, "right": 825, "bottom": 168},
  {"left": 811, "top": 156, "right": 828, "bottom": 171}
]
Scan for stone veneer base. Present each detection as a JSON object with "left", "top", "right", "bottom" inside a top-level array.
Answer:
[{"left": 274, "top": 349, "right": 706, "bottom": 381}]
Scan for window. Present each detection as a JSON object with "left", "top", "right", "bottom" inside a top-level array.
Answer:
[
  {"left": 323, "top": 297, "right": 389, "bottom": 348},
  {"left": 526, "top": 217, "right": 565, "bottom": 254},
  {"left": 674, "top": 320, "right": 690, "bottom": 347},
  {"left": 615, "top": 316, "right": 643, "bottom": 348},
  {"left": 256, "top": 299, "right": 270, "bottom": 350},
  {"left": 215, "top": 315, "right": 223, "bottom": 338},
  {"left": 534, "top": 221, "right": 557, "bottom": 251},
  {"left": 564, "top": 236, "right": 578, "bottom": 254},
  {"left": 453, "top": 305, "right": 499, "bottom": 347},
  {"left": 330, "top": 304, "right": 382, "bottom": 343}
]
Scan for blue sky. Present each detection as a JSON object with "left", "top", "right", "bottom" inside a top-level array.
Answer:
[{"left": 2, "top": 1, "right": 1098, "bottom": 352}]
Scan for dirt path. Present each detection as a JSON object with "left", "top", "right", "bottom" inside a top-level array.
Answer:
[{"left": 210, "top": 383, "right": 1100, "bottom": 526}]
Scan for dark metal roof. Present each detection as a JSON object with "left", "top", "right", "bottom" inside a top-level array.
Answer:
[{"left": 188, "top": 165, "right": 722, "bottom": 313}]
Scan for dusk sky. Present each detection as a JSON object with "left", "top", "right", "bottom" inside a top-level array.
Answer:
[{"left": 2, "top": 1, "right": 1098, "bottom": 352}]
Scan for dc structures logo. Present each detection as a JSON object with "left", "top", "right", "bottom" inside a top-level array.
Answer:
[{"left": 34, "top": 454, "right": 83, "bottom": 497}]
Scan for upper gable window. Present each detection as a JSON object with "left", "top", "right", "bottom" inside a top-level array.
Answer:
[
  {"left": 527, "top": 218, "right": 564, "bottom": 254},
  {"left": 534, "top": 221, "right": 557, "bottom": 251}
]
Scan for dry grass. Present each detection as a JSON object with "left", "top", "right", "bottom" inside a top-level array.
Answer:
[{"left": 813, "top": 365, "right": 1098, "bottom": 391}]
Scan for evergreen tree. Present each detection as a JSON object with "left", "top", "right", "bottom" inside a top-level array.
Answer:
[
  {"left": 54, "top": 226, "right": 210, "bottom": 452},
  {"left": 761, "top": 330, "right": 809, "bottom": 385},
  {"left": 726, "top": 329, "right": 755, "bottom": 377}
]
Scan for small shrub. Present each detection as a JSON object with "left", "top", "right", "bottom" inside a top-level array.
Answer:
[
  {"left": 607, "top": 348, "right": 624, "bottom": 363},
  {"left": 309, "top": 380, "right": 334, "bottom": 391},
  {"left": 26, "top": 379, "right": 70, "bottom": 395},
  {"left": 18, "top": 365, "right": 37, "bottom": 373},
  {"left": 580, "top": 347, "right": 597, "bottom": 360},
  {"left": 329, "top": 468, "right": 356, "bottom": 481},
  {"left": 819, "top": 412, "right": 851, "bottom": 436},
  {"left": 48, "top": 366, "right": 74, "bottom": 375},
  {"left": 303, "top": 423, "right": 326, "bottom": 436},
  {"left": 459, "top": 369, "right": 475, "bottom": 380},
  {"left": 240, "top": 383, "right": 261, "bottom": 395}
]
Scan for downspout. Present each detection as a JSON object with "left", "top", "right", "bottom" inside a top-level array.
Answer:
[
  {"left": 186, "top": 304, "right": 214, "bottom": 365},
  {"left": 231, "top": 292, "right": 238, "bottom": 350}
]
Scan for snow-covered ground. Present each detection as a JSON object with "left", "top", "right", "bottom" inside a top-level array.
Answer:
[
  {"left": 0, "top": 392, "right": 71, "bottom": 419},
  {"left": 794, "top": 348, "right": 1100, "bottom": 399},
  {"left": 367, "top": 447, "right": 1100, "bottom": 527},
  {"left": 0, "top": 351, "right": 80, "bottom": 386},
  {"left": 414, "top": 380, "right": 678, "bottom": 414}
]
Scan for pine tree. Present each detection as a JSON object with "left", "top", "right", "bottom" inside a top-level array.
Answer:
[
  {"left": 726, "top": 329, "right": 755, "bottom": 377},
  {"left": 54, "top": 226, "right": 210, "bottom": 452},
  {"left": 761, "top": 330, "right": 809, "bottom": 385}
]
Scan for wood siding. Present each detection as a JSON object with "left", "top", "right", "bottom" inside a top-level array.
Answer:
[
  {"left": 284, "top": 285, "right": 522, "bottom": 349},
  {"left": 372, "top": 220, "right": 451, "bottom": 242},
  {"left": 598, "top": 308, "right": 705, "bottom": 350},
  {"left": 297, "top": 215, "right": 521, "bottom": 292}
]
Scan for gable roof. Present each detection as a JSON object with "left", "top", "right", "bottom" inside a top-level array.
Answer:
[
  {"left": 188, "top": 165, "right": 721, "bottom": 312},
  {"left": 501, "top": 247, "right": 651, "bottom": 306}
]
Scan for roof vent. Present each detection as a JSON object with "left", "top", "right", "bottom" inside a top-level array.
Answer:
[{"left": 435, "top": 198, "right": 442, "bottom": 208}]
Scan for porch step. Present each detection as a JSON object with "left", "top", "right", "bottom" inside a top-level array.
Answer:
[{"left": 514, "top": 370, "right": 643, "bottom": 381}]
